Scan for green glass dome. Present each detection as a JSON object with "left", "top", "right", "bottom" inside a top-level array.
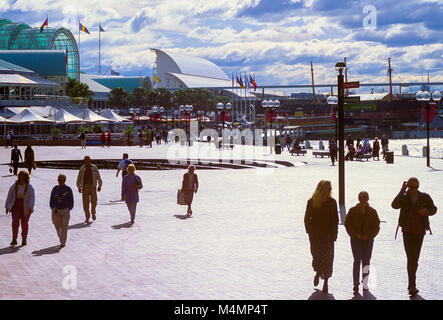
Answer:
[{"left": 0, "top": 18, "right": 79, "bottom": 80}]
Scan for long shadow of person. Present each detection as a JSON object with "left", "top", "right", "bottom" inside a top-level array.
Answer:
[
  {"left": 307, "top": 289, "right": 336, "bottom": 300},
  {"left": 32, "top": 246, "right": 60, "bottom": 256},
  {"left": 68, "top": 223, "right": 91, "bottom": 230},
  {"left": 350, "top": 290, "right": 377, "bottom": 300},
  {"left": 112, "top": 222, "right": 133, "bottom": 229},
  {"left": 0, "top": 246, "right": 20, "bottom": 256},
  {"left": 174, "top": 214, "right": 191, "bottom": 220}
]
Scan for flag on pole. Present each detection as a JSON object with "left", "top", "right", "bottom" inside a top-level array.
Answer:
[
  {"left": 65, "top": 48, "right": 68, "bottom": 63},
  {"left": 252, "top": 74, "right": 257, "bottom": 91},
  {"left": 245, "top": 74, "right": 250, "bottom": 88},
  {"left": 237, "top": 75, "right": 244, "bottom": 89},
  {"left": 79, "top": 22, "right": 90, "bottom": 34},
  {"left": 153, "top": 74, "right": 161, "bottom": 83},
  {"left": 40, "top": 17, "right": 48, "bottom": 33},
  {"left": 99, "top": 24, "right": 105, "bottom": 32}
]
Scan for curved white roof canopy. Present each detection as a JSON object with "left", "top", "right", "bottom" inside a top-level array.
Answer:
[
  {"left": 100, "top": 109, "right": 129, "bottom": 122},
  {"left": 79, "top": 109, "right": 112, "bottom": 123},
  {"left": 153, "top": 49, "right": 229, "bottom": 81},
  {"left": 54, "top": 109, "right": 83, "bottom": 123},
  {"left": 8, "top": 108, "right": 53, "bottom": 123}
]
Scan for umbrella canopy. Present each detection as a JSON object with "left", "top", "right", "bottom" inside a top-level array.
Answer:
[
  {"left": 100, "top": 109, "right": 129, "bottom": 122},
  {"left": 29, "top": 106, "right": 59, "bottom": 118},
  {"left": 0, "top": 115, "right": 12, "bottom": 123},
  {"left": 54, "top": 109, "right": 83, "bottom": 123},
  {"left": 8, "top": 108, "right": 53, "bottom": 123},
  {"left": 79, "top": 108, "right": 111, "bottom": 123}
]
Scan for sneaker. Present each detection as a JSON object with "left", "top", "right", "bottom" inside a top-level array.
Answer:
[
  {"left": 10, "top": 239, "right": 17, "bottom": 246},
  {"left": 21, "top": 239, "right": 27, "bottom": 246},
  {"left": 60, "top": 244, "right": 65, "bottom": 248},
  {"left": 130, "top": 220, "right": 135, "bottom": 225},
  {"left": 409, "top": 287, "right": 419, "bottom": 297}
]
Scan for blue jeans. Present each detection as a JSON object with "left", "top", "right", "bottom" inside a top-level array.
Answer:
[{"left": 350, "top": 239, "right": 374, "bottom": 286}]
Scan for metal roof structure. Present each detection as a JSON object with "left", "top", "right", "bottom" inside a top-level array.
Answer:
[
  {"left": 0, "top": 73, "right": 60, "bottom": 86},
  {"left": 0, "top": 19, "right": 78, "bottom": 80},
  {"left": 0, "top": 50, "right": 67, "bottom": 77},
  {"left": 0, "top": 58, "right": 34, "bottom": 74}
]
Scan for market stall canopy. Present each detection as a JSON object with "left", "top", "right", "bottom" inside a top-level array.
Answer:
[
  {"left": 30, "top": 106, "right": 59, "bottom": 118},
  {"left": 8, "top": 108, "right": 53, "bottom": 123},
  {"left": 0, "top": 115, "right": 12, "bottom": 123},
  {"left": 100, "top": 109, "right": 130, "bottom": 122},
  {"left": 79, "top": 108, "right": 112, "bottom": 122},
  {"left": 54, "top": 109, "right": 83, "bottom": 123}
]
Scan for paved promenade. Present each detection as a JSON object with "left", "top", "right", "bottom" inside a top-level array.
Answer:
[{"left": 0, "top": 143, "right": 442, "bottom": 300}]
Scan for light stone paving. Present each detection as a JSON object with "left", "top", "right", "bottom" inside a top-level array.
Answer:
[{"left": 0, "top": 143, "right": 442, "bottom": 300}]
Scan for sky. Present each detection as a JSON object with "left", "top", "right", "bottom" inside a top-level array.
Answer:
[{"left": 1, "top": 0, "right": 443, "bottom": 92}]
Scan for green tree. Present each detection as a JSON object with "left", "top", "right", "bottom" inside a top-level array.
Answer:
[
  {"left": 66, "top": 78, "right": 93, "bottom": 100},
  {"left": 130, "top": 87, "right": 147, "bottom": 107},
  {"left": 109, "top": 87, "right": 130, "bottom": 110},
  {"left": 155, "top": 88, "right": 174, "bottom": 108}
]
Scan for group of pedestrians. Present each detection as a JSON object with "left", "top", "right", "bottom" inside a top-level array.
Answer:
[
  {"left": 4, "top": 153, "right": 198, "bottom": 248},
  {"left": 304, "top": 178, "right": 437, "bottom": 297},
  {"left": 9, "top": 144, "right": 35, "bottom": 176},
  {"left": 100, "top": 131, "right": 112, "bottom": 148}
]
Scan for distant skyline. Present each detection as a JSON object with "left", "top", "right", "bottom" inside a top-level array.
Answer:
[{"left": 1, "top": 0, "right": 443, "bottom": 92}]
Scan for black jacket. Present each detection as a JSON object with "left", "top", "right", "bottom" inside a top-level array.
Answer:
[
  {"left": 11, "top": 149, "right": 22, "bottom": 162},
  {"left": 304, "top": 198, "right": 339, "bottom": 241},
  {"left": 391, "top": 190, "right": 437, "bottom": 232}
]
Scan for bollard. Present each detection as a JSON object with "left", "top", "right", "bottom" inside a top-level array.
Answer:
[
  {"left": 422, "top": 146, "right": 428, "bottom": 158},
  {"left": 402, "top": 145, "right": 409, "bottom": 156}
]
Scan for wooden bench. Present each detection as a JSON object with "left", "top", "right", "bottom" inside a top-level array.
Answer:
[
  {"left": 355, "top": 154, "right": 372, "bottom": 161},
  {"left": 313, "top": 151, "right": 330, "bottom": 158},
  {"left": 290, "top": 149, "right": 307, "bottom": 156}
]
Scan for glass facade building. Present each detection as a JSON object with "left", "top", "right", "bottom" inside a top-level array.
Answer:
[{"left": 0, "top": 19, "right": 79, "bottom": 80}]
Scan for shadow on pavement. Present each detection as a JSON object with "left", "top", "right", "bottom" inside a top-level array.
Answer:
[
  {"left": 174, "top": 215, "right": 192, "bottom": 220},
  {"left": 307, "top": 289, "right": 336, "bottom": 300},
  {"left": 32, "top": 246, "right": 60, "bottom": 256},
  {"left": 68, "top": 223, "right": 91, "bottom": 230},
  {"left": 112, "top": 222, "right": 133, "bottom": 229},
  {"left": 350, "top": 290, "right": 377, "bottom": 300},
  {"left": 0, "top": 246, "right": 20, "bottom": 255},
  {"left": 410, "top": 293, "right": 425, "bottom": 300}
]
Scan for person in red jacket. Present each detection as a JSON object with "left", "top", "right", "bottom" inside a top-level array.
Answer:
[{"left": 100, "top": 132, "right": 106, "bottom": 148}]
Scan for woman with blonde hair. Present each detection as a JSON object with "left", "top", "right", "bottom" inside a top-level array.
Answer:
[
  {"left": 122, "top": 164, "right": 143, "bottom": 224},
  {"left": 304, "top": 180, "right": 339, "bottom": 293}
]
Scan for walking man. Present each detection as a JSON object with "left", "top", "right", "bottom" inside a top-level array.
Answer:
[
  {"left": 391, "top": 177, "right": 437, "bottom": 297},
  {"left": 76, "top": 156, "right": 102, "bottom": 224},
  {"left": 10, "top": 145, "right": 23, "bottom": 176},
  {"left": 50, "top": 174, "right": 74, "bottom": 248},
  {"left": 116, "top": 153, "right": 133, "bottom": 201}
]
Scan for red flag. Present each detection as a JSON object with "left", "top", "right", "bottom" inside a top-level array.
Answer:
[
  {"left": 40, "top": 17, "right": 48, "bottom": 33},
  {"left": 422, "top": 103, "right": 436, "bottom": 123}
]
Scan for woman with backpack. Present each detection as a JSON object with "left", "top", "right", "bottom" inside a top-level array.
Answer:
[{"left": 5, "top": 171, "right": 35, "bottom": 246}]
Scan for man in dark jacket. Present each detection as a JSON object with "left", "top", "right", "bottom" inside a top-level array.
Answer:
[
  {"left": 50, "top": 174, "right": 74, "bottom": 248},
  {"left": 391, "top": 177, "right": 437, "bottom": 297},
  {"left": 10, "top": 145, "right": 23, "bottom": 175}
]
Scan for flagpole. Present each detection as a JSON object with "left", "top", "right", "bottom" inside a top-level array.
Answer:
[
  {"left": 99, "top": 22, "right": 101, "bottom": 75},
  {"left": 78, "top": 21, "right": 80, "bottom": 64}
]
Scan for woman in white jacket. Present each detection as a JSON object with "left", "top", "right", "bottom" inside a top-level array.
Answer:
[{"left": 5, "top": 170, "right": 35, "bottom": 246}]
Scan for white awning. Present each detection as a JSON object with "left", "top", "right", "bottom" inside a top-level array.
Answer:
[
  {"left": 54, "top": 109, "right": 83, "bottom": 123},
  {"left": 8, "top": 108, "right": 53, "bottom": 123},
  {"left": 79, "top": 108, "right": 113, "bottom": 122},
  {"left": 100, "top": 109, "right": 130, "bottom": 122}
]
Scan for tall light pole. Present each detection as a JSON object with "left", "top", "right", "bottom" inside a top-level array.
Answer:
[
  {"left": 335, "top": 61, "right": 346, "bottom": 210},
  {"left": 327, "top": 95, "right": 338, "bottom": 143},
  {"left": 216, "top": 102, "right": 232, "bottom": 132},
  {"left": 184, "top": 105, "right": 193, "bottom": 145},
  {"left": 416, "top": 90, "right": 441, "bottom": 167},
  {"left": 262, "top": 99, "right": 280, "bottom": 153}
]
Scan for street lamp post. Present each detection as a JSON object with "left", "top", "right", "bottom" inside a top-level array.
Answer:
[
  {"left": 416, "top": 90, "right": 441, "bottom": 167},
  {"left": 184, "top": 105, "right": 193, "bottom": 145},
  {"left": 327, "top": 95, "right": 338, "bottom": 143},
  {"left": 216, "top": 102, "right": 232, "bottom": 131},
  {"left": 262, "top": 99, "right": 280, "bottom": 153},
  {"left": 335, "top": 61, "right": 346, "bottom": 210}
]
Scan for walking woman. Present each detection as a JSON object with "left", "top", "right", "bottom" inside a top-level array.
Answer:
[
  {"left": 24, "top": 144, "right": 35, "bottom": 174},
  {"left": 5, "top": 171, "right": 35, "bottom": 246},
  {"left": 122, "top": 164, "right": 143, "bottom": 224},
  {"left": 344, "top": 191, "right": 380, "bottom": 294},
  {"left": 304, "top": 180, "right": 339, "bottom": 293},
  {"left": 181, "top": 165, "right": 199, "bottom": 216}
]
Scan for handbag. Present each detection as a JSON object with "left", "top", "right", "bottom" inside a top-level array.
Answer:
[{"left": 177, "top": 189, "right": 186, "bottom": 205}]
